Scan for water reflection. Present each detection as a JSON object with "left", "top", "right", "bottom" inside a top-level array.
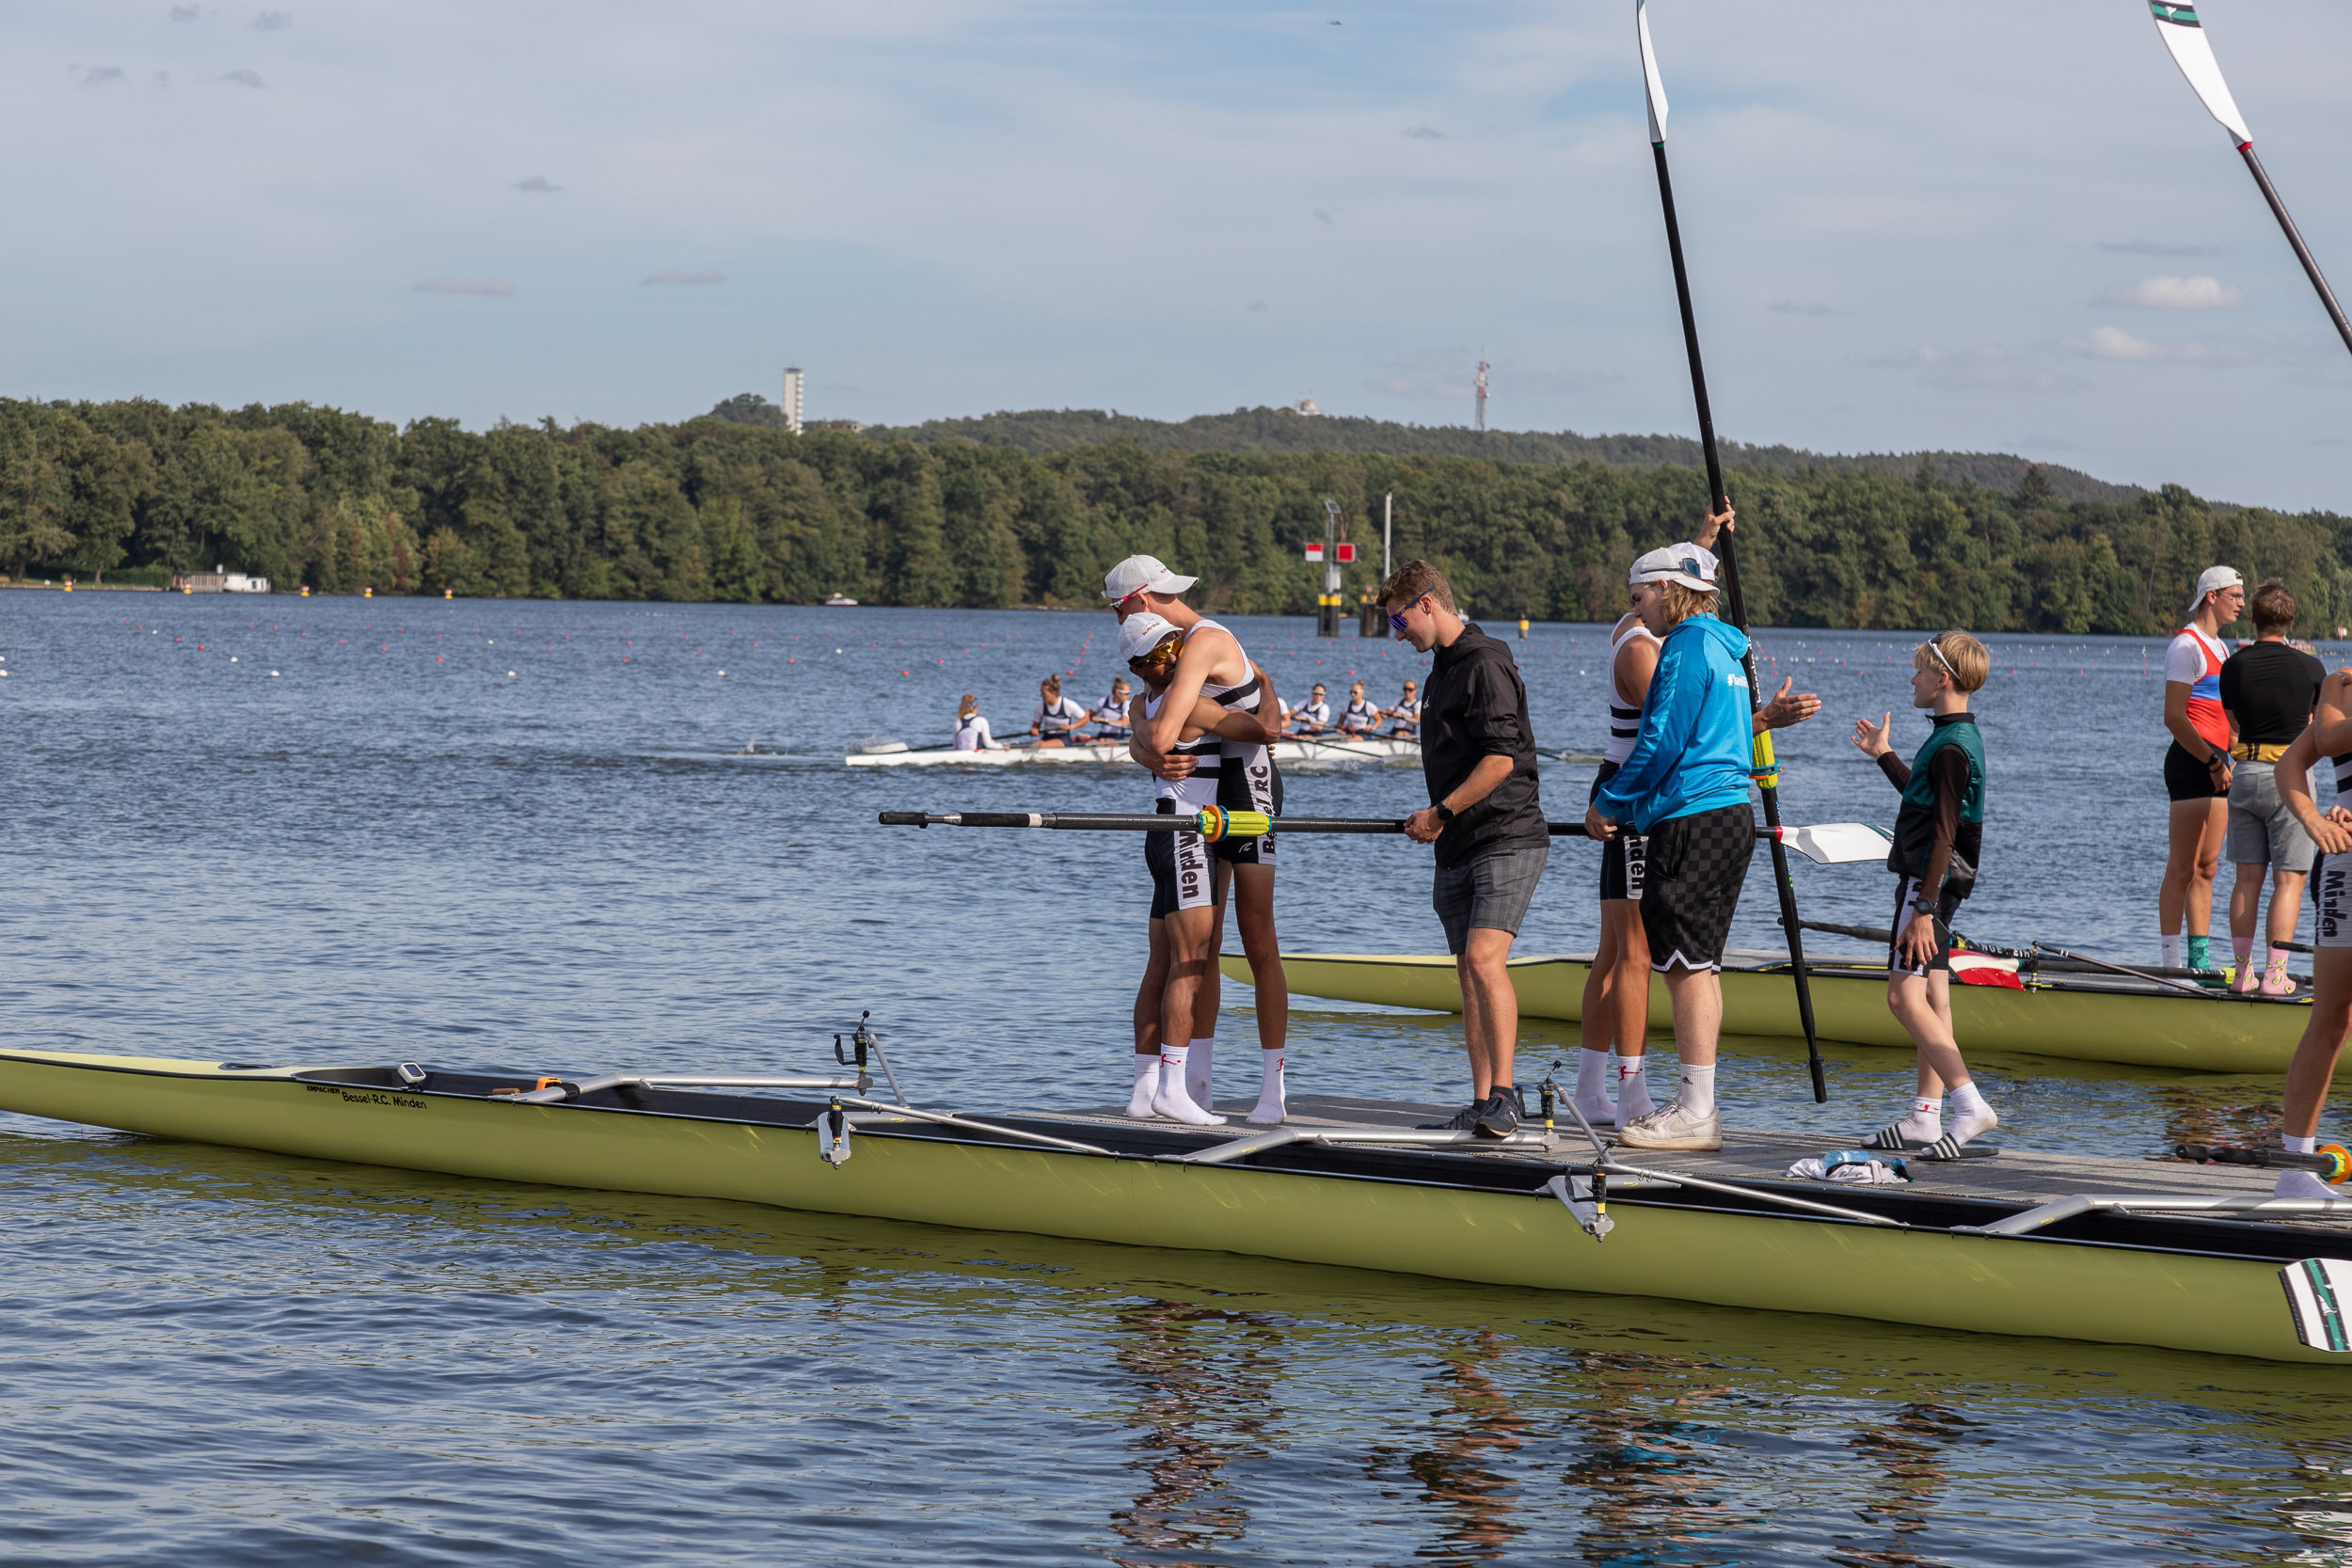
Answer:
[
  {"left": 1363, "top": 1328, "right": 1533, "bottom": 1562},
  {"left": 1558, "top": 1350, "right": 1749, "bottom": 1567},
  {"left": 1832, "top": 1400, "right": 1970, "bottom": 1568},
  {"left": 1107, "top": 1300, "right": 1279, "bottom": 1560}
]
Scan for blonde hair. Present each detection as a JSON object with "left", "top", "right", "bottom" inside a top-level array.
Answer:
[
  {"left": 1657, "top": 581, "right": 1718, "bottom": 626},
  {"left": 1041, "top": 674, "right": 1061, "bottom": 698},
  {"left": 959, "top": 693, "right": 979, "bottom": 719},
  {"left": 1915, "top": 631, "right": 1989, "bottom": 692},
  {"left": 1379, "top": 560, "right": 1457, "bottom": 616}
]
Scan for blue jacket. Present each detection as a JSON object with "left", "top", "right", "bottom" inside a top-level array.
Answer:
[{"left": 1593, "top": 612, "right": 1754, "bottom": 833}]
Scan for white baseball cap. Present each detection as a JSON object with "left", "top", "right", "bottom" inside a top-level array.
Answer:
[
  {"left": 1119, "top": 610, "right": 1183, "bottom": 661},
  {"left": 1629, "top": 542, "right": 1720, "bottom": 594},
  {"left": 1103, "top": 554, "right": 1198, "bottom": 604},
  {"left": 2188, "top": 564, "right": 2244, "bottom": 614}
]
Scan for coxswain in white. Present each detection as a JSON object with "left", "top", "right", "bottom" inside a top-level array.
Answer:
[
  {"left": 953, "top": 694, "right": 1004, "bottom": 752},
  {"left": 1030, "top": 674, "right": 1091, "bottom": 748},
  {"left": 1338, "top": 682, "right": 1380, "bottom": 736},
  {"left": 1089, "top": 678, "right": 1134, "bottom": 742},
  {"left": 1107, "top": 554, "right": 1291, "bottom": 1126},
  {"left": 1571, "top": 507, "right": 1818, "bottom": 1129},
  {"left": 1289, "top": 686, "right": 1333, "bottom": 736}
]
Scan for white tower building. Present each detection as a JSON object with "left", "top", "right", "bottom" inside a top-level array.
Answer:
[{"left": 782, "top": 367, "right": 805, "bottom": 436}]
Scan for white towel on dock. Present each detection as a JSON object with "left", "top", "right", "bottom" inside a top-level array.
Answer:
[{"left": 1787, "top": 1156, "right": 1908, "bottom": 1185}]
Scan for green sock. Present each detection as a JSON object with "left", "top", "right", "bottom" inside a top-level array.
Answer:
[{"left": 2187, "top": 934, "right": 2211, "bottom": 971}]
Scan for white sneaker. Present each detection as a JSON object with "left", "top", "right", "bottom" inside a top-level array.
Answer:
[
  {"left": 1617, "top": 1101, "right": 1722, "bottom": 1151},
  {"left": 2277, "top": 1168, "right": 2337, "bottom": 1201}
]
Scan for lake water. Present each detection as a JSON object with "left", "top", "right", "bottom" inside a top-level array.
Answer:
[{"left": 5, "top": 588, "right": 2351, "bottom": 1565}]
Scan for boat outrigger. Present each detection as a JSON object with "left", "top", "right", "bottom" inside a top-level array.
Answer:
[
  {"left": 847, "top": 735, "right": 1421, "bottom": 768},
  {"left": 5, "top": 1031, "right": 2352, "bottom": 1365}
]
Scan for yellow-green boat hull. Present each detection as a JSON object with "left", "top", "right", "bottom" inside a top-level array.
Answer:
[
  {"left": 0, "top": 1048, "right": 2337, "bottom": 1364},
  {"left": 1235, "top": 952, "right": 2312, "bottom": 1073}
]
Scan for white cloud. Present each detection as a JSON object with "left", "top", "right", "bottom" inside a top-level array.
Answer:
[
  {"left": 1870, "top": 346, "right": 2087, "bottom": 393},
  {"left": 513, "top": 175, "right": 562, "bottom": 193},
  {"left": 76, "top": 66, "right": 125, "bottom": 87},
  {"left": 2091, "top": 275, "right": 2247, "bottom": 309},
  {"left": 410, "top": 277, "right": 515, "bottom": 297},
  {"left": 2063, "top": 325, "right": 2263, "bottom": 365}
]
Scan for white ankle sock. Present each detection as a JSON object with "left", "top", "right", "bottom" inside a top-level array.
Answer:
[
  {"left": 1677, "top": 1061, "right": 1716, "bottom": 1117},
  {"left": 1576, "top": 1048, "right": 1610, "bottom": 1099},
  {"left": 1948, "top": 1081, "right": 1991, "bottom": 1118},
  {"left": 1913, "top": 1095, "right": 1944, "bottom": 1120},
  {"left": 1612, "top": 1054, "right": 1656, "bottom": 1118},
  {"left": 1186, "top": 1037, "right": 1216, "bottom": 1109},
  {"left": 2161, "top": 934, "right": 2185, "bottom": 970},
  {"left": 2287, "top": 1132, "right": 2319, "bottom": 1155},
  {"left": 1126, "top": 1054, "right": 1157, "bottom": 1116},
  {"left": 1152, "top": 1044, "right": 1223, "bottom": 1126},
  {"left": 1247, "top": 1049, "right": 1285, "bottom": 1124}
]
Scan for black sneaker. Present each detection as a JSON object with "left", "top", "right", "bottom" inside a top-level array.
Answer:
[
  {"left": 1417, "top": 1099, "right": 1486, "bottom": 1131},
  {"left": 1474, "top": 1089, "right": 1521, "bottom": 1139}
]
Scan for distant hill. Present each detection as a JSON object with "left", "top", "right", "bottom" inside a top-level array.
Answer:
[{"left": 697, "top": 401, "right": 2143, "bottom": 504}]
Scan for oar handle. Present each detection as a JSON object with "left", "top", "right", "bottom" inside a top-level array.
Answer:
[{"left": 2177, "top": 1141, "right": 2351, "bottom": 1180}]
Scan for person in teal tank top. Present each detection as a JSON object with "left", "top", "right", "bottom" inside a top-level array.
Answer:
[{"left": 1849, "top": 631, "right": 2001, "bottom": 1160}]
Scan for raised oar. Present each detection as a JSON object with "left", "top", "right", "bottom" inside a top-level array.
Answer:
[
  {"left": 1635, "top": 0, "right": 1827, "bottom": 1101},
  {"left": 877, "top": 810, "right": 1893, "bottom": 864},
  {"left": 2148, "top": 2, "right": 2352, "bottom": 359}
]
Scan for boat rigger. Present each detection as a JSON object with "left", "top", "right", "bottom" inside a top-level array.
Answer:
[{"left": 5, "top": 1040, "right": 2352, "bottom": 1365}]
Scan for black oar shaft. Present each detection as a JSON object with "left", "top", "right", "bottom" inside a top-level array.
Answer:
[
  {"left": 1649, "top": 138, "right": 1827, "bottom": 1103},
  {"left": 2241, "top": 145, "right": 2352, "bottom": 358}
]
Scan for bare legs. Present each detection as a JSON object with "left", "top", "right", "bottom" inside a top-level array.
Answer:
[
  {"left": 1456, "top": 926, "right": 1519, "bottom": 1099},
  {"left": 2161, "top": 798, "right": 2227, "bottom": 954},
  {"left": 1576, "top": 900, "right": 1654, "bottom": 1123},
  {"left": 1657, "top": 964, "right": 1721, "bottom": 1071},
  {"left": 2283, "top": 947, "right": 2352, "bottom": 1140}
]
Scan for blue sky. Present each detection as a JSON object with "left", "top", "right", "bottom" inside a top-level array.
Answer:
[{"left": 5, "top": 1, "right": 2348, "bottom": 510}]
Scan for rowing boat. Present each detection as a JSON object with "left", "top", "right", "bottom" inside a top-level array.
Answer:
[
  {"left": 1225, "top": 949, "right": 2313, "bottom": 1073},
  {"left": 846, "top": 736, "right": 1419, "bottom": 768},
  {"left": 4, "top": 1044, "right": 2350, "bottom": 1363}
]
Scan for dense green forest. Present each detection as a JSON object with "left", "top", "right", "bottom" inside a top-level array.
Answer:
[{"left": 2, "top": 393, "right": 2345, "bottom": 635}]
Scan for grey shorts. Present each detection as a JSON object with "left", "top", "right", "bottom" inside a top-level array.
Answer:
[
  {"left": 1433, "top": 842, "right": 1550, "bottom": 955},
  {"left": 2226, "top": 760, "right": 2316, "bottom": 874}
]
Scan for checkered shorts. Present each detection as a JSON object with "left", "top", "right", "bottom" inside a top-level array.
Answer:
[{"left": 1638, "top": 803, "right": 1756, "bottom": 972}]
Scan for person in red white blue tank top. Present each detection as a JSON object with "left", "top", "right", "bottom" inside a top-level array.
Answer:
[{"left": 2160, "top": 565, "right": 2246, "bottom": 973}]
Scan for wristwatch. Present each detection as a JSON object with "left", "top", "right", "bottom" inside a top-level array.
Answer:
[
  {"left": 1910, "top": 899, "right": 1938, "bottom": 918},
  {"left": 1435, "top": 803, "right": 1456, "bottom": 825},
  {"left": 2207, "top": 749, "right": 2229, "bottom": 768}
]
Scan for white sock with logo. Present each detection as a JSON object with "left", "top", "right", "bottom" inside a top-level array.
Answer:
[
  {"left": 1186, "top": 1037, "right": 1216, "bottom": 1111},
  {"left": 1898, "top": 1095, "right": 1942, "bottom": 1143},
  {"left": 1677, "top": 1061, "right": 1717, "bottom": 1117},
  {"left": 1153, "top": 1043, "right": 1224, "bottom": 1126},
  {"left": 1947, "top": 1079, "right": 1998, "bottom": 1142},
  {"left": 2161, "top": 933, "right": 2185, "bottom": 970},
  {"left": 1248, "top": 1049, "right": 1286, "bottom": 1125},
  {"left": 2287, "top": 1133, "right": 2319, "bottom": 1155},
  {"left": 1612, "top": 1053, "right": 1657, "bottom": 1122},
  {"left": 1126, "top": 1053, "right": 1157, "bottom": 1117},
  {"left": 1575, "top": 1048, "right": 1610, "bottom": 1099}
]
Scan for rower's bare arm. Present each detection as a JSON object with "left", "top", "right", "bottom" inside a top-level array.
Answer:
[
  {"left": 1245, "top": 661, "right": 1284, "bottom": 744},
  {"left": 2278, "top": 727, "right": 2351, "bottom": 852},
  {"left": 1614, "top": 631, "right": 1660, "bottom": 709},
  {"left": 1144, "top": 626, "right": 1235, "bottom": 753},
  {"left": 1755, "top": 677, "right": 1820, "bottom": 733}
]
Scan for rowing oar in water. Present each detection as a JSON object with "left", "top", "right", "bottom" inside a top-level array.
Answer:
[
  {"left": 1635, "top": 0, "right": 1826, "bottom": 1101},
  {"left": 878, "top": 810, "right": 1893, "bottom": 864},
  {"left": 2147, "top": 3, "right": 2352, "bottom": 361}
]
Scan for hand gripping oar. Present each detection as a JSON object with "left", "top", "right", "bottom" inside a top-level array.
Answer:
[
  {"left": 2147, "top": 3, "right": 2352, "bottom": 360},
  {"left": 1636, "top": 0, "right": 1826, "bottom": 1101},
  {"left": 878, "top": 810, "right": 1893, "bottom": 863}
]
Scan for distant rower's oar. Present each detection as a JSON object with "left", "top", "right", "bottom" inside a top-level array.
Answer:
[
  {"left": 2148, "top": 2, "right": 2352, "bottom": 359},
  {"left": 878, "top": 810, "right": 1891, "bottom": 865},
  {"left": 1636, "top": 0, "right": 1826, "bottom": 1101}
]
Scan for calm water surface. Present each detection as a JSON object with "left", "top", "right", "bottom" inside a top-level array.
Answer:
[{"left": 5, "top": 589, "right": 2352, "bottom": 1565}]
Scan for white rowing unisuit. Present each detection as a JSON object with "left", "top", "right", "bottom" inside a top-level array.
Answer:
[{"left": 1604, "top": 613, "right": 1661, "bottom": 766}]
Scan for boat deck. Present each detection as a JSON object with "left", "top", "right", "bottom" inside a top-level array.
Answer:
[{"left": 1054, "top": 1092, "right": 2313, "bottom": 1212}]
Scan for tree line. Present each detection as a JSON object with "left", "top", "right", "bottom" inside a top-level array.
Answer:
[{"left": 2, "top": 394, "right": 2345, "bottom": 636}]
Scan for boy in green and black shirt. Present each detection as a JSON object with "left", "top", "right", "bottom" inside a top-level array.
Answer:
[{"left": 1850, "top": 631, "right": 1999, "bottom": 1158}]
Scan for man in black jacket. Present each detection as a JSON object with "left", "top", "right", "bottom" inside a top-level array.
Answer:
[{"left": 1382, "top": 559, "right": 1548, "bottom": 1137}]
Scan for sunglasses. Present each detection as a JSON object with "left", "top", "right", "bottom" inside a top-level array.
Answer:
[
  {"left": 1919, "top": 637, "right": 1959, "bottom": 680},
  {"left": 1387, "top": 594, "right": 1428, "bottom": 632}
]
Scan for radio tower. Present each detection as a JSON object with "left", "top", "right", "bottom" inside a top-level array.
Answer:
[{"left": 1474, "top": 354, "right": 1489, "bottom": 433}]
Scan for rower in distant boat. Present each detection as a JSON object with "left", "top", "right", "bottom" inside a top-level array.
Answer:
[
  {"left": 1114, "top": 604, "right": 1287, "bottom": 1126},
  {"left": 1852, "top": 631, "right": 2000, "bottom": 1159},
  {"left": 1288, "top": 686, "right": 1333, "bottom": 736},
  {"left": 2160, "top": 564, "right": 2245, "bottom": 974},
  {"left": 1029, "top": 674, "right": 1092, "bottom": 748},
  {"left": 1338, "top": 682, "right": 1380, "bottom": 736},
  {"left": 2265, "top": 668, "right": 2352, "bottom": 1199},
  {"left": 1089, "top": 677, "right": 1135, "bottom": 743},
  {"left": 1573, "top": 506, "right": 1820, "bottom": 1130},
  {"left": 954, "top": 694, "right": 1005, "bottom": 752},
  {"left": 1380, "top": 679, "right": 1422, "bottom": 737}
]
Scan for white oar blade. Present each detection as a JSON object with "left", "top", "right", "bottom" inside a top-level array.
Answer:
[
  {"left": 2149, "top": 2, "right": 2251, "bottom": 146},
  {"left": 1776, "top": 822, "right": 1892, "bottom": 866},
  {"left": 1635, "top": 0, "right": 1668, "bottom": 146},
  {"left": 2281, "top": 1258, "right": 2352, "bottom": 1352}
]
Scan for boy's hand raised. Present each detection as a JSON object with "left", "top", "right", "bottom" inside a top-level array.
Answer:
[{"left": 1851, "top": 712, "right": 1894, "bottom": 760}]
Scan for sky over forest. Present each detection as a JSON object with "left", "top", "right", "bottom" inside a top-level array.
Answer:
[{"left": 5, "top": 1, "right": 2349, "bottom": 510}]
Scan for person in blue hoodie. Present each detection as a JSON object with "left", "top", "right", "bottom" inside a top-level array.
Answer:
[{"left": 1584, "top": 542, "right": 1754, "bottom": 1151}]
